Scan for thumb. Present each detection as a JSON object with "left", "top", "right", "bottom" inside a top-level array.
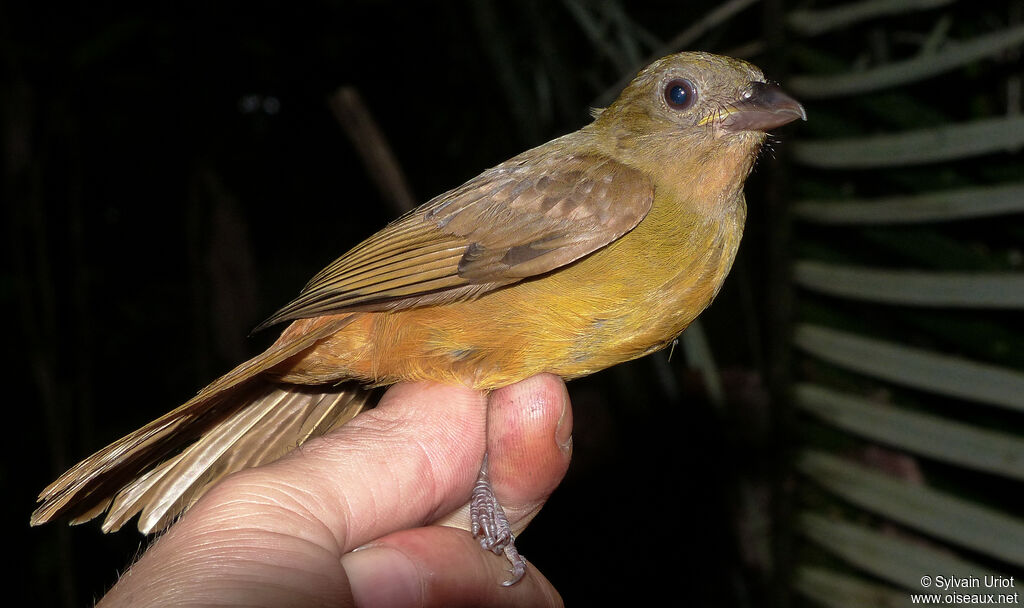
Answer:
[{"left": 434, "top": 373, "right": 573, "bottom": 535}]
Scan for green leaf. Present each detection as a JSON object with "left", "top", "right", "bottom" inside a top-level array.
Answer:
[
  {"left": 793, "top": 115, "right": 1024, "bottom": 168},
  {"left": 794, "top": 324, "right": 1024, "bottom": 412},
  {"left": 799, "top": 512, "right": 1013, "bottom": 591},
  {"left": 794, "top": 565, "right": 913, "bottom": 608},
  {"left": 793, "top": 183, "right": 1024, "bottom": 225},
  {"left": 789, "top": 24, "right": 1024, "bottom": 98},
  {"left": 796, "top": 383, "right": 1024, "bottom": 480},
  {"left": 799, "top": 450, "right": 1024, "bottom": 566},
  {"left": 793, "top": 261, "right": 1024, "bottom": 308},
  {"left": 787, "top": 0, "right": 955, "bottom": 38}
]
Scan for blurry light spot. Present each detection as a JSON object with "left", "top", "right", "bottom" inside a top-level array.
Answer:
[
  {"left": 262, "top": 96, "right": 280, "bottom": 115},
  {"left": 239, "top": 94, "right": 261, "bottom": 114}
]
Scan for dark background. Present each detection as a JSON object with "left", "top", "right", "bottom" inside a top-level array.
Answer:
[{"left": 7, "top": 1, "right": 797, "bottom": 606}]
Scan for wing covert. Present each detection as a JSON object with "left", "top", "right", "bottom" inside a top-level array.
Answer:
[{"left": 254, "top": 149, "right": 654, "bottom": 330}]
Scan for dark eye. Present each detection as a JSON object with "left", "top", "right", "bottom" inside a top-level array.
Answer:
[{"left": 664, "top": 78, "right": 696, "bottom": 110}]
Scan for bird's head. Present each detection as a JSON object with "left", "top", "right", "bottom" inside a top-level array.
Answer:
[{"left": 590, "top": 51, "right": 805, "bottom": 185}]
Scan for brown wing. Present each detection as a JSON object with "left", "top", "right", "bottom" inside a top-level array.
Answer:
[{"left": 254, "top": 148, "right": 654, "bottom": 330}]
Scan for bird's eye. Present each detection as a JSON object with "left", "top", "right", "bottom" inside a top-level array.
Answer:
[{"left": 663, "top": 78, "right": 696, "bottom": 111}]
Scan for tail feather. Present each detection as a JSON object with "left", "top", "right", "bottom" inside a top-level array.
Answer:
[
  {"left": 104, "top": 383, "right": 368, "bottom": 533},
  {"left": 31, "top": 314, "right": 360, "bottom": 531},
  {"left": 106, "top": 382, "right": 297, "bottom": 532}
]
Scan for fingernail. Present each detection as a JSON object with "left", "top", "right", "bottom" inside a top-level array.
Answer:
[
  {"left": 555, "top": 382, "right": 573, "bottom": 453},
  {"left": 343, "top": 545, "right": 421, "bottom": 606}
]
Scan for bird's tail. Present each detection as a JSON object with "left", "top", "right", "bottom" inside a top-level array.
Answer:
[{"left": 31, "top": 315, "right": 369, "bottom": 534}]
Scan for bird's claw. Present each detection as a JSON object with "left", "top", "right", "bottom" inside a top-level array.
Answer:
[{"left": 470, "top": 454, "right": 527, "bottom": 586}]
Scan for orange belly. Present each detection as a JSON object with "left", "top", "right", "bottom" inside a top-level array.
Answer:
[{"left": 270, "top": 195, "right": 745, "bottom": 390}]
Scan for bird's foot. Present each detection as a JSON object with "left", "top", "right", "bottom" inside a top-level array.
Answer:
[{"left": 470, "top": 453, "right": 527, "bottom": 586}]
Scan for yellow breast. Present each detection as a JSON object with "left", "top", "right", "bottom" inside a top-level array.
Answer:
[{"left": 273, "top": 183, "right": 746, "bottom": 390}]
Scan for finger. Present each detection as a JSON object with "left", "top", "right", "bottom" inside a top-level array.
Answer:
[
  {"left": 434, "top": 373, "right": 572, "bottom": 533},
  {"left": 342, "top": 526, "right": 564, "bottom": 608},
  {"left": 487, "top": 373, "right": 573, "bottom": 531},
  {"left": 187, "top": 381, "right": 490, "bottom": 554}
]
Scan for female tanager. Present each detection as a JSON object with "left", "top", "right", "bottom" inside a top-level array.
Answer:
[{"left": 33, "top": 51, "right": 804, "bottom": 583}]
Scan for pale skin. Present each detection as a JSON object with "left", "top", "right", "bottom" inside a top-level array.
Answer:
[{"left": 97, "top": 374, "right": 571, "bottom": 608}]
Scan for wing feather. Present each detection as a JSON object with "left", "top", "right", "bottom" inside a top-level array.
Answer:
[{"left": 255, "top": 146, "right": 654, "bottom": 330}]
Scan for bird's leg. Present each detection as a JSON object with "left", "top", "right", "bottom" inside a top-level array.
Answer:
[{"left": 470, "top": 452, "right": 526, "bottom": 586}]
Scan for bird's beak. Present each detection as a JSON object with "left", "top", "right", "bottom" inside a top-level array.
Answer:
[{"left": 704, "top": 82, "right": 806, "bottom": 133}]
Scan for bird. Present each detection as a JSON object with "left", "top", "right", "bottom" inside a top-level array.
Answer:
[{"left": 31, "top": 51, "right": 804, "bottom": 584}]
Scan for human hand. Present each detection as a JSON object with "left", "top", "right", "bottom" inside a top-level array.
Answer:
[{"left": 98, "top": 374, "right": 572, "bottom": 607}]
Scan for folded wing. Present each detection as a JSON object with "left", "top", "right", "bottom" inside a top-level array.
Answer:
[{"left": 255, "top": 151, "right": 654, "bottom": 329}]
